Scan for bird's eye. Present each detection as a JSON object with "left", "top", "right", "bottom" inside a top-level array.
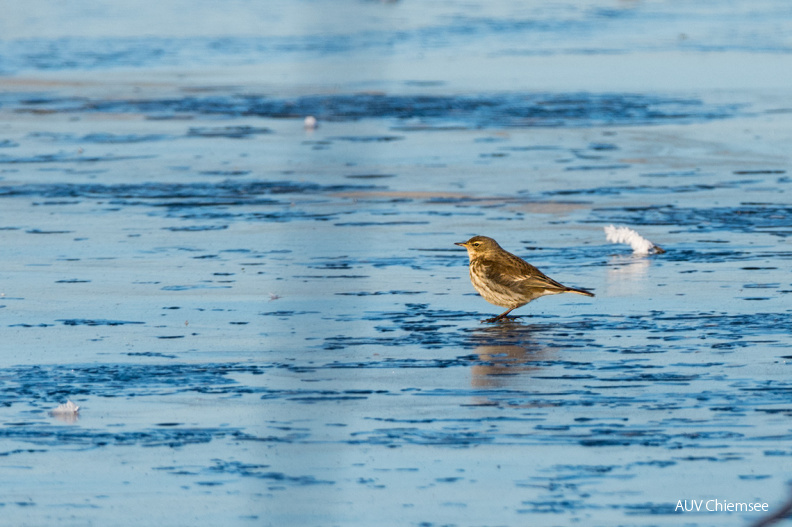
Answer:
[{"left": 472, "top": 242, "right": 480, "bottom": 247}]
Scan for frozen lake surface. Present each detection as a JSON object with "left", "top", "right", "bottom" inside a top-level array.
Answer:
[{"left": 1, "top": 1, "right": 792, "bottom": 526}]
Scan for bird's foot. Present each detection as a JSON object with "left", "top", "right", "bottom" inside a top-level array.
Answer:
[{"left": 481, "top": 315, "right": 523, "bottom": 324}]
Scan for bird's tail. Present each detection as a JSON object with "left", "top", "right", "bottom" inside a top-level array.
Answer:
[{"left": 565, "top": 287, "right": 594, "bottom": 297}]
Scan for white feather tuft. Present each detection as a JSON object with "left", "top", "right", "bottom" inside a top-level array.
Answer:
[
  {"left": 604, "top": 225, "right": 664, "bottom": 255},
  {"left": 50, "top": 400, "right": 80, "bottom": 415}
]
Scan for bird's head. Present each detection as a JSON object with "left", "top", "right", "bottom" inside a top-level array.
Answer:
[{"left": 455, "top": 236, "right": 502, "bottom": 258}]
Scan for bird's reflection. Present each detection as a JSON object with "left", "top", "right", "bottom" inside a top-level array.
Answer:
[{"left": 467, "top": 320, "right": 555, "bottom": 389}]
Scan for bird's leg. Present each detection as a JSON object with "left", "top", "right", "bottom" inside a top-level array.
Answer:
[{"left": 482, "top": 307, "right": 516, "bottom": 323}]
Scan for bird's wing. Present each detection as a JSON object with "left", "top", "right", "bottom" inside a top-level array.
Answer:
[
  {"left": 484, "top": 257, "right": 570, "bottom": 292},
  {"left": 511, "top": 267, "right": 570, "bottom": 292}
]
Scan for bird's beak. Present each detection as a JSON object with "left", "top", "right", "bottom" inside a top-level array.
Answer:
[{"left": 455, "top": 242, "right": 467, "bottom": 247}]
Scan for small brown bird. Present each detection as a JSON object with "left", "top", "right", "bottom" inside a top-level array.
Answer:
[{"left": 456, "top": 235, "right": 594, "bottom": 323}]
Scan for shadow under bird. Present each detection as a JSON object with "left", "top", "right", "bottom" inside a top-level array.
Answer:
[{"left": 456, "top": 236, "right": 594, "bottom": 323}]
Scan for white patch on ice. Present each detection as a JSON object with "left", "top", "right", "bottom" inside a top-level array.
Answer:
[
  {"left": 50, "top": 400, "right": 80, "bottom": 415},
  {"left": 604, "top": 225, "right": 663, "bottom": 255}
]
